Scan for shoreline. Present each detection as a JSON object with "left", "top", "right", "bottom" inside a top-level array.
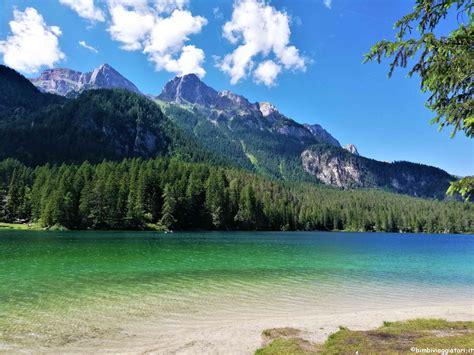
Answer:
[
  {"left": 38, "top": 304, "right": 473, "bottom": 354},
  {"left": 1, "top": 223, "right": 473, "bottom": 235}
]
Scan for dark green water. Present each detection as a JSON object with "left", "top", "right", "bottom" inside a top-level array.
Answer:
[{"left": 0, "top": 231, "right": 473, "bottom": 349}]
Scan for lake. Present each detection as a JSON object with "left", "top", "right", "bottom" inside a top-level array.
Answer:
[{"left": 1, "top": 231, "right": 473, "bottom": 353}]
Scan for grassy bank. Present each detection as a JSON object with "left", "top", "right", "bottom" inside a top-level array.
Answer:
[
  {"left": 0, "top": 222, "right": 41, "bottom": 230},
  {"left": 256, "top": 319, "right": 474, "bottom": 354}
]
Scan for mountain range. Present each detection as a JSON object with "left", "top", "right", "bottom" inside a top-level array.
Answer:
[
  {"left": 0, "top": 63, "right": 456, "bottom": 199},
  {"left": 30, "top": 64, "right": 142, "bottom": 97}
]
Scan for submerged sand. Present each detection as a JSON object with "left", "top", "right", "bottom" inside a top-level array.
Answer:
[{"left": 42, "top": 303, "right": 473, "bottom": 354}]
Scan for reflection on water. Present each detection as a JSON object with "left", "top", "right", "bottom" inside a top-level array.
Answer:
[{"left": 0, "top": 231, "right": 473, "bottom": 349}]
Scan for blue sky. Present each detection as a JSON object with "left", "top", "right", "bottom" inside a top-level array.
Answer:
[{"left": 0, "top": 0, "right": 472, "bottom": 176}]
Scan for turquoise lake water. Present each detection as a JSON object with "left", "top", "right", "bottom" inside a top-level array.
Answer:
[{"left": 0, "top": 231, "right": 473, "bottom": 349}]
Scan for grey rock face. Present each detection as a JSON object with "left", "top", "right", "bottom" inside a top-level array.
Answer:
[
  {"left": 30, "top": 64, "right": 142, "bottom": 96},
  {"left": 301, "top": 147, "right": 454, "bottom": 198},
  {"left": 158, "top": 74, "right": 218, "bottom": 105},
  {"left": 158, "top": 74, "right": 261, "bottom": 118},
  {"left": 159, "top": 73, "right": 339, "bottom": 142},
  {"left": 30, "top": 68, "right": 82, "bottom": 96},
  {"left": 301, "top": 149, "right": 370, "bottom": 188},
  {"left": 303, "top": 124, "right": 341, "bottom": 147},
  {"left": 275, "top": 120, "right": 315, "bottom": 140},
  {"left": 258, "top": 101, "right": 279, "bottom": 119},
  {"left": 344, "top": 143, "right": 359, "bottom": 155}
]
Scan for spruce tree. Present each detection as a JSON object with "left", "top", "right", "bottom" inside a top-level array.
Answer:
[{"left": 160, "top": 183, "right": 177, "bottom": 230}]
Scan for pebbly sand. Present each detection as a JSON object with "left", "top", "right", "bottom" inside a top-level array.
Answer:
[{"left": 48, "top": 303, "right": 473, "bottom": 354}]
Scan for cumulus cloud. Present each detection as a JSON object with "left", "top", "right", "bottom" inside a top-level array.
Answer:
[
  {"left": 149, "top": 45, "right": 206, "bottom": 77},
  {"left": 323, "top": 0, "right": 332, "bottom": 9},
  {"left": 154, "top": 0, "right": 188, "bottom": 14},
  {"left": 254, "top": 60, "right": 281, "bottom": 86},
  {"left": 106, "top": 0, "right": 207, "bottom": 77},
  {"left": 108, "top": 4, "right": 155, "bottom": 50},
  {"left": 0, "top": 7, "right": 65, "bottom": 73},
  {"left": 59, "top": 0, "right": 105, "bottom": 22},
  {"left": 218, "top": 0, "right": 306, "bottom": 87},
  {"left": 144, "top": 10, "right": 206, "bottom": 55},
  {"left": 79, "top": 40, "right": 98, "bottom": 53}
]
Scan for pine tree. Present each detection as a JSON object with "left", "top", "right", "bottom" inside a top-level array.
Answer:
[
  {"left": 205, "top": 170, "right": 227, "bottom": 229},
  {"left": 235, "top": 185, "right": 258, "bottom": 230},
  {"left": 160, "top": 183, "right": 177, "bottom": 230}
]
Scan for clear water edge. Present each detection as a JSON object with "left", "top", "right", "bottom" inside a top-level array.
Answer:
[{"left": 0, "top": 231, "right": 473, "bottom": 350}]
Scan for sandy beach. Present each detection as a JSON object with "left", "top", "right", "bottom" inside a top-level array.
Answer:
[{"left": 42, "top": 302, "right": 473, "bottom": 354}]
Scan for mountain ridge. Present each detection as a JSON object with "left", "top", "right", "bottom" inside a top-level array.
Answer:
[
  {"left": 11, "top": 64, "right": 458, "bottom": 198},
  {"left": 157, "top": 73, "right": 341, "bottom": 147},
  {"left": 0, "top": 65, "right": 216, "bottom": 166},
  {"left": 155, "top": 73, "right": 455, "bottom": 198},
  {"left": 30, "top": 64, "right": 142, "bottom": 97}
]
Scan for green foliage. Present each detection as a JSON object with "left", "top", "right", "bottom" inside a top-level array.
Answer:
[
  {"left": 158, "top": 101, "right": 254, "bottom": 171},
  {"left": 322, "top": 319, "right": 474, "bottom": 354},
  {"left": 307, "top": 144, "right": 455, "bottom": 199},
  {"left": 160, "top": 183, "right": 177, "bottom": 230},
  {"left": 0, "top": 66, "right": 459, "bottom": 201},
  {"left": 0, "top": 66, "right": 221, "bottom": 166},
  {"left": 257, "top": 319, "right": 474, "bottom": 355},
  {"left": 365, "top": 0, "right": 473, "bottom": 137},
  {"left": 255, "top": 338, "right": 316, "bottom": 355},
  {"left": 0, "top": 66, "right": 64, "bottom": 124},
  {"left": 0, "top": 158, "right": 471, "bottom": 233},
  {"left": 448, "top": 175, "right": 474, "bottom": 200},
  {"left": 158, "top": 100, "right": 317, "bottom": 182}
]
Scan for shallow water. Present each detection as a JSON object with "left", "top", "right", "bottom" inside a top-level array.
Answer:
[{"left": 0, "top": 231, "right": 473, "bottom": 349}]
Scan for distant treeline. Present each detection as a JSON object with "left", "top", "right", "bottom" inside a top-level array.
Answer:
[{"left": 0, "top": 158, "right": 472, "bottom": 233}]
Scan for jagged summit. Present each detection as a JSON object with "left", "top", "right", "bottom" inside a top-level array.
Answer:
[
  {"left": 158, "top": 73, "right": 341, "bottom": 146},
  {"left": 0, "top": 64, "right": 456, "bottom": 199},
  {"left": 158, "top": 73, "right": 218, "bottom": 106},
  {"left": 344, "top": 143, "right": 359, "bottom": 156},
  {"left": 304, "top": 124, "right": 341, "bottom": 148},
  {"left": 158, "top": 73, "right": 261, "bottom": 118},
  {"left": 30, "top": 64, "right": 142, "bottom": 97},
  {"left": 258, "top": 102, "right": 279, "bottom": 117}
]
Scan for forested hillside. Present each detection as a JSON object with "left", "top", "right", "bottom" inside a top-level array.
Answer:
[
  {"left": 155, "top": 74, "right": 459, "bottom": 198},
  {"left": 302, "top": 144, "right": 454, "bottom": 199},
  {"left": 0, "top": 158, "right": 471, "bottom": 233},
  {"left": 158, "top": 101, "right": 316, "bottom": 182},
  {"left": 0, "top": 65, "right": 220, "bottom": 166},
  {"left": 0, "top": 65, "right": 464, "bottom": 204},
  {"left": 0, "top": 65, "right": 64, "bottom": 123}
]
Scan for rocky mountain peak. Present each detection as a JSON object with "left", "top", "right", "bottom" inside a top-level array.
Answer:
[
  {"left": 344, "top": 144, "right": 359, "bottom": 156},
  {"left": 158, "top": 74, "right": 342, "bottom": 145},
  {"left": 30, "top": 64, "right": 141, "bottom": 96},
  {"left": 35, "top": 68, "right": 82, "bottom": 81},
  {"left": 31, "top": 68, "right": 83, "bottom": 96},
  {"left": 258, "top": 102, "right": 279, "bottom": 117},
  {"left": 158, "top": 73, "right": 218, "bottom": 106},
  {"left": 84, "top": 63, "right": 141, "bottom": 94},
  {"left": 303, "top": 124, "right": 341, "bottom": 147},
  {"left": 218, "top": 90, "right": 254, "bottom": 107}
]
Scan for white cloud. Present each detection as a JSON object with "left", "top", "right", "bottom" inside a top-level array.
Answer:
[
  {"left": 149, "top": 44, "right": 205, "bottom": 77},
  {"left": 0, "top": 7, "right": 65, "bottom": 74},
  {"left": 106, "top": 0, "right": 207, "bottom": 76},
  {"left": 154, "top": 0, "right": 188, "bottom": 14},
  {"left": 323, "top": 0, "right": 332, "bottom": 9},
  {"left": 79, "top": 40, "right": 98, "bottom": 53},
  {"left": 59, "top": 0, "right": 105, "bottom": 22},
  {"left": 254, "top": 60, "right": 281, "bottom": 86},
  {"left": 108, "top": 4, "right": 155, "bottom": 50},
  {"left": 144, "top": 10, "right": 206, "bottom": 55},
  {"left": 218, "top": 0, "right": 306, "bottom": 86}
]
